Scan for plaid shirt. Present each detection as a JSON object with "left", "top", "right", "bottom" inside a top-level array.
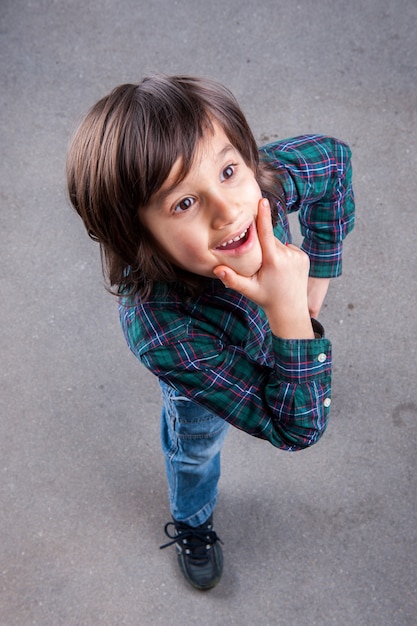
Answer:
[
  {"left": 260, "top": 134, "right": 354, "bottom": 277},
  {"left": 119, "top": 135, "right": 354, "bottom": 451}
]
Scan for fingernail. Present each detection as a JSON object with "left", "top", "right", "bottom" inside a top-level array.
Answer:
[{"left": 262, "top": 198, "right": 269, "bottom": 207}]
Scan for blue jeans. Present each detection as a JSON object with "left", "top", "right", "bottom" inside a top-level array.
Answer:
[{"left": 159, "top": 380, "right": 230, "bottom": 527}]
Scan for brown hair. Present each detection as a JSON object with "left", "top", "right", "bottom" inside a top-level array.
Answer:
[{"left": 66, "top": 74, "right": 284, "bottom": 300}]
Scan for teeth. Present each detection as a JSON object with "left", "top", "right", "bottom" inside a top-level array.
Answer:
[{"left": 220, "top": 228, "right": 248, "bottom": 247}]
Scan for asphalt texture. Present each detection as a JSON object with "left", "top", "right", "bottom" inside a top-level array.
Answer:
[{"left": 1, "top": 1, "right": 416, "bottom": 624}]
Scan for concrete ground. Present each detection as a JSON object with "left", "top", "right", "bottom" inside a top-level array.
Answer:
[{"left": 1, "top": 0, "right": 416, "bottom": 624}]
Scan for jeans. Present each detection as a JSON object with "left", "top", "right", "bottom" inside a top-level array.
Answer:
[{"left": 159, "top": 380, "right": 230, "bottom": 527}]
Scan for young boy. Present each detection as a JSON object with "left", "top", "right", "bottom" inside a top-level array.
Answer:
[{"left": 67, "top": 74, "right": 355, "bottom": 590}]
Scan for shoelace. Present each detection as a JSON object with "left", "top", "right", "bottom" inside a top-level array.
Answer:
[{"left": 160, "top": 522, "right": 222, "bottom": 564}]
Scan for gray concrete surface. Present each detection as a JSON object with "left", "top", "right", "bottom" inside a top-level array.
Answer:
[{"left": 1, "top": 0, "right": 416, "bottom": 624}]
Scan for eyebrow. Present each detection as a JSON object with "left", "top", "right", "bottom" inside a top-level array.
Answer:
[
  {"left": 210, "top": 143, "right": 236, "bottom": 166},
  {"left": 150, "top": 167, "right": 187, "bottom": 208},
  {"left": 218, "top": 144, "right": 235, "bottom": 159},
  {"left": 151, "top": 142, "right": 237, "bottom": 208}
]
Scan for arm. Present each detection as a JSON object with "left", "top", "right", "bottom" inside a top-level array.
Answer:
[
  {"left": 308, "top": 276, "right": 331, "bottom": 319},
  {"left": 122, "top": 202, "right": 332, "bottom": 451},
  {"left": 260, "top": 135, "right": 355, "bottom": 314},
  {"left": 140, "top": 326, "right": 332, "bottom": 451}
]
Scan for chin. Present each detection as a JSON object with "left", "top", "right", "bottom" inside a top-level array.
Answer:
[
  {"left": 239, "top": 263, "right": 262, "bottom": 278},
  {"left": 226, "top": 254, "right": 263, "bottom": 278}
]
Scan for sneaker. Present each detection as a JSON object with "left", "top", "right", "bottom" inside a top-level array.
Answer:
[{"left": 160, "top": 516, "right": 223, "bottom": 590}]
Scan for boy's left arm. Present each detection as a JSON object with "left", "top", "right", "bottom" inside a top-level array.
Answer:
[
  {"left": 260, "top": 135, "right": 355, "bottom": 316},
  {"left": 307, "top": 276, "right": 331, "bottom": 318}
]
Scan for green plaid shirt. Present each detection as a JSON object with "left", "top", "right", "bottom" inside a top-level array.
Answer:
[
  {"left": 260, "top": 134, "right": 354, "bottom": 277},
  {"left": 119, "top": 135, "right": 354, "bottom": 450}
]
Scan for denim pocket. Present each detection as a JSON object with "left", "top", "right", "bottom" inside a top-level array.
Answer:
[{"left": 160, "top": 380, "right": 229, "bottom": 441}]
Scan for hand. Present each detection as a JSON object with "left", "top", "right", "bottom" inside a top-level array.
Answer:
[
  {"left": 213, "top": 199, "right": 314, "bottom": 339},
  {"left": 307, "top": 277, "right": 331, "bottom": 319}
]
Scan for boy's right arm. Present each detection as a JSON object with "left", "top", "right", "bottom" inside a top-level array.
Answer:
[
  {"left": 213, "top": 199, "right": 315, "bottom": 340},
  {"left": 137, "top": 323, "right": 331, "bottom": 451}
]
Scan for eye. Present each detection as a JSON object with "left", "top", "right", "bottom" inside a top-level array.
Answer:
[
  {"left": 173, "top": 197, "right": 195, "bottom": 213},
  {"left": 220, "top": 164, "right": 236, "bottom": 181}
]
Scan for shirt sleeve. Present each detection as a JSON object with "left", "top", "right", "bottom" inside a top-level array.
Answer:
[
  {"left": 137, "top": 324, "right": 332, "bottom": 452},
  {"left": 260, "top": 135, "right": 355, "bottom": 278}
]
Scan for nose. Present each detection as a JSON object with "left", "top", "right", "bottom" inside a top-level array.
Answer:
[{"left": 209, "top": 192, "right": 241, "bottom": 230}]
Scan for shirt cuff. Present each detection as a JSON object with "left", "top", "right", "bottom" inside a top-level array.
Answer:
[
  {"left": 301, "top": 239, "right": 343, "bottom": 278},
  {"left": 272, "top": 322, "right": 332, "bottom": 383}
]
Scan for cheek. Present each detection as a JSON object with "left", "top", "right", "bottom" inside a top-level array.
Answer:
[
  {"left": 164, "top": 232, "right": 211, "bottom": 269},
  {"left": 242, "top": 178, "right": 262, "bottom": 209}
]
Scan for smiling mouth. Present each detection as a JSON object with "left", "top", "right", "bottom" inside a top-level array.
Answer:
[{"left": 216, "top": 226, "right": 250, "bottom": 251}]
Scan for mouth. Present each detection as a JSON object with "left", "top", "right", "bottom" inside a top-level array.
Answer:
[{"left": 215, "top": 224, "right": 251, "bottom": 251}]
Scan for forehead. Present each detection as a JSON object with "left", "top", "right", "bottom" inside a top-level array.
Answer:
[
  {"left": 151, "top": 122, "right": 236, "bottom": 202},
  {"left": 198, "top": 123, "right": 236, "bottom": 161}
]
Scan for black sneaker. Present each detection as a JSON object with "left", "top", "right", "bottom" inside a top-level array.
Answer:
[{"left": 160, "top": 516, "right": 223, "bottom": 590}]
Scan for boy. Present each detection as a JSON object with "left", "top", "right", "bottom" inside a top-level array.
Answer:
[{"left": 67, "top": 74, "right": 354, "bottom": 590}]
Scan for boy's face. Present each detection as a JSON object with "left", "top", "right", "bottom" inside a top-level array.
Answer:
[{"left": 141, "top": 122, "right": 264, "bottom": 279}]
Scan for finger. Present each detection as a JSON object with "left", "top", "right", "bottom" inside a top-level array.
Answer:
[
  {"left": 256, "top": 198, "right": 276, "bottom": 248},
  {"left": 213, "top": 265, "right": 257, "bottom": 294},
  {"left": 257, "top": 198, "right": 288, "bottom": 256}
]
